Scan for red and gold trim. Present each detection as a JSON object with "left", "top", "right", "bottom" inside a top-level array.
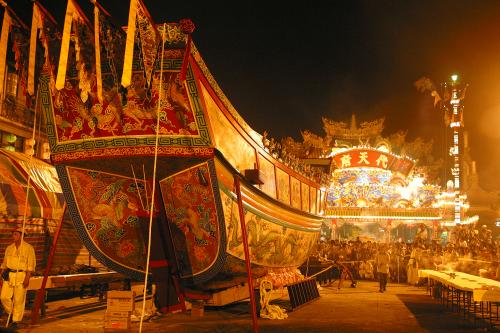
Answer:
[{"left": 52, "top": 146, "right": 214, "bottom": 163}]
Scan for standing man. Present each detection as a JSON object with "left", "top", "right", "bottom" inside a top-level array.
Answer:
[
  {"left": 375, "top": 244, "right": 390, "bottom": 293},
  {"left": 0, "top": 226, "right": 35, "bottom": 329}
]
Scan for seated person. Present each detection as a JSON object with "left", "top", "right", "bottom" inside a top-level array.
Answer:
[{"left": 358, "top": 261, "right": 374, "bottom": 280}]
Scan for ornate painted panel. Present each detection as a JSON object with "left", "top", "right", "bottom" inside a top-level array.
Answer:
[
  {"left": 319, "top": 189, "right": 325, "bottom": 214},
  {"left": 276, "top": 168, "right": 290, "bottom": 205},
  {"left": 290, "top": 177, "right": 301, "bottom": 209},
  {"left": 64, "top": 167, "right": 148, "bottom": 276},
  {"left": 257, "top": 154, "right": 276, "bottom": 199},
  {"left": 310, "top": 187, "right": 317, "bottom": 214},
  {"left": 219, "top": 184, "right": 318, "bottom": 268},
  {"left": 51, "top": 71, "right": 199, "bottom": 140},
  {"left": 200, "top": 84, "right": 255, "bottom": 172},
  {"left": 39, "top": 61, "right": 211, "bottom": 160},
  {"left": 301, "top": 183, "right": 310, "bottom": 212},
  {"left": 160, "top": 161, "right": 225, "bottom": 282}
]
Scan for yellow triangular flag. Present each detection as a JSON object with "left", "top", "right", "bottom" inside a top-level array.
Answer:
[
  {"left": 28, "top": 2, "right": 43, "bottom": 96},
  {"left": 0, "top": 7, "right": 12, "bottom": 102},
  {"left": 121, "top": 0, "right": 138, "bottom": 88}
]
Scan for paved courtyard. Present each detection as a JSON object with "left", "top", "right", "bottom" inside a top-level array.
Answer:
[{"left": 7, "top": 281, "right": 495, "bottom": 333}]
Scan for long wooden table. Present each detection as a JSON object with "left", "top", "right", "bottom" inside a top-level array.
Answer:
[
  {"left": 26, "top": 271, "right": 129, "bottom": 317},
  {"left": 419, "top": 270, "right": 500, "bottom": 302},
  {"left": 27, "top": 271, "right": 126, "bottom": 290},
  {"left": 419, "top": 269, "right": 500, "bottom": 328}
]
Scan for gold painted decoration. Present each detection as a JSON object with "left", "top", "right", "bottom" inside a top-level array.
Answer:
[
  {"left": 258, "top": 154, "right": 276, "bottom": 198},
  {"left": 201, "top": 84, "right": 255, "bottom": 172},
  {"left": 276, "top": 168, "right": 290, "bottom": 205},
  {"left": 322, "top": 115, "right": 385, "bottom": 140},
  {"left": 291, "top": 177, "right": 301, "bottom": 209},
  {"left": 301, "top": 183, "right": 309, "bottom": 212},
  {"left": 310, "top": 187, "right": 317, "bottom": 214},
  {"left": 221, "top": 188, "right": 319, "bottom": 267},
  {"left": 163, "top": 24, "right": 183, "bottom": 44}
]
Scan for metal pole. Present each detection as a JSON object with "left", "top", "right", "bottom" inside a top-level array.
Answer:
[
  {"left": 30, "top": 203, "right": 67, "bottom": 326},
  {"left": 234, "top": 176, "right": 259, "bottom": 333}
]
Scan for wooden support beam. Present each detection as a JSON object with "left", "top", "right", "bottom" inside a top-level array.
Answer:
[
  {"left": 234, "top": 176, "right": 259, "bottom": 333},
  {"left": 30, "top": 203, "right": 67, "bottom": 326}
]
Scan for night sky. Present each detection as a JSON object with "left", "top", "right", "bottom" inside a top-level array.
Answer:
[{"left": 10, "top": 0, "right": 500, "bottom": 190}]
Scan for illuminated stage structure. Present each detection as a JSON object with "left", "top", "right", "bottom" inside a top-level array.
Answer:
[
  {"left": 323, "top": 116, "right": 443, "bottom": 241},
  {"left": 326, "top": 146, "right": 441, "bottom": 242},
  {"left": 283, "top": 114, "right": 471, "bottom": 242}
]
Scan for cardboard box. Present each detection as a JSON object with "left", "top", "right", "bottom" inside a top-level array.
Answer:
[
  {"left": 107, "top": 291, "right": 135, "bottom": 312},
  {"left": 104, "top": 311, "right": 131, "bottom": 329},
  {"left": 106, "top": 311, "right": 131, "bottom": 318},
  {"left": 107, "top": 290, "right": 135, "bottom": 299},
  {"left": 191, "top": 301, "right": 204, "bottom": 317},
  {"left": 104, "top": 316, "right": 131, "bottom": 329}
]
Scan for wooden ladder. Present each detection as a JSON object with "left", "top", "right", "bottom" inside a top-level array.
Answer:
[{"left": 287, "top": 277, "right": 320, "bottom": 310}]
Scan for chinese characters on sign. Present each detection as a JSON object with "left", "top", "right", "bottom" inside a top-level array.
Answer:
[{"left": 333, "top": 149, "right": 414, "bottom": 176}]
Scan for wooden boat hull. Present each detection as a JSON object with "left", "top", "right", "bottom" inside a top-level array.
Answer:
[
  {"left": 33, "top": 20, "right": 326, "bottom": 291},
  {"left": 57, "top": 153, "right": 322, "bottom": 288}
]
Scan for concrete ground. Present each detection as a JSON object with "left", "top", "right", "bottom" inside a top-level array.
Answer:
[{"left": 7, "top": 281, "right": 495, "bottom": 333}]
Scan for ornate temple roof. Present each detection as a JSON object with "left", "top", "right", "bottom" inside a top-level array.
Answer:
[{"left": 322, "top": 114, "right": 385, "bottom": 141}]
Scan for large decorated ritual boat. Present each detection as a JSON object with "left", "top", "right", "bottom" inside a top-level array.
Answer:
[{"left": 28, "top": 0, "right": 327, "bottom": 303}]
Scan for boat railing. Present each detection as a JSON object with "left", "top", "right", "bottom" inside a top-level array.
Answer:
[{"left": 215, "top": 149, "right": 325, "bottom": 221}]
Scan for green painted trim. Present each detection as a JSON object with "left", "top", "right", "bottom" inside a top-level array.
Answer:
[{"left": 219, "top": 182, "right": 321, "bottom": 232}]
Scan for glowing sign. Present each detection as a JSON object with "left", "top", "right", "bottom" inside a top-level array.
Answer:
[{"left": 332, "top": 148, "right": 414, "bottom": 176}]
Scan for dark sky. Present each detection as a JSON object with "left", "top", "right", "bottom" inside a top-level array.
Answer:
[{"left": 10, "top": 0, "right": 500, "bottom": 190}]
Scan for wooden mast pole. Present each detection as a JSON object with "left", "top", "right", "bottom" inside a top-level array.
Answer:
[
  {"left": 30, "top": 203, "right": 67, "bottom": 326},
  {"left": 234, "top": 176, "right": 259, "bottom": 333}
]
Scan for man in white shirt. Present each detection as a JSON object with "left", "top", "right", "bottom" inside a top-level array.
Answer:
[
  {"left": 375, "top": 244, "right": 390, "bottom": 292},
  {"left": 0, "top": 226, "right": 36, "bottom": 329}
]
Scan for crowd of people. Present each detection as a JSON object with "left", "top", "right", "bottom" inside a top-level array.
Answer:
[{"left": 309, "top": 222, "right": 499, "bottom": 289}]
